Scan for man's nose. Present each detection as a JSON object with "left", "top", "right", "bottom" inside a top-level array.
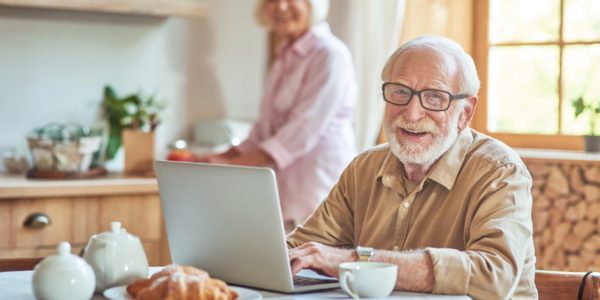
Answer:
[
  {"left": 403, "top": 94, "right": 427, "bottom": 121},
  {"left": 276, "top": 0, "right": 289, "bottom": 10}
]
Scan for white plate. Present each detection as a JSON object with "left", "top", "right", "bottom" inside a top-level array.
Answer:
[
  {"left": 103, "top": 285, "right": 262, "bottom": 300},
  {"left": 232, "top": 286, "right": 263, "bottom": 300}
]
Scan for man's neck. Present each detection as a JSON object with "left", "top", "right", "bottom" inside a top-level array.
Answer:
[{"left": 402, "top": 161, "right": 435, "bottom": 182}]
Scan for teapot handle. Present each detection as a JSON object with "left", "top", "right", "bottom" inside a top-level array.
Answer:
[{"left": 104, "top": 241, "right": 117, "bottom": 287}]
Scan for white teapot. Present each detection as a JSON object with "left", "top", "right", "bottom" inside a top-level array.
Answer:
[
  {"left": 32, "top": 241, "right": 95, "bottom": 300},
  {"left": 83, "top": 221, "right": 148, "bottom": 293}
]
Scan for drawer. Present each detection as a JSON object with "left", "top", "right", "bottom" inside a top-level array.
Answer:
[
  {"left": 0, "top": 241, "right": 165, "bottom": 266},
  {"left": 0, "top": 194, "right": 162, "bottom": 251}
]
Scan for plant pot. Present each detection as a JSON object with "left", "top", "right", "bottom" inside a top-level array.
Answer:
[
  {"left": 122, "top": 129, "right": 155, "bottom": 176},
  {"left": 584, "top": 135, "right": 600, "bottom": 152}
]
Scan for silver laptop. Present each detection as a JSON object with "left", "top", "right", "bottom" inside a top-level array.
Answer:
[{"left": 154, "top": 160, "right": 339, "bottom": 293}]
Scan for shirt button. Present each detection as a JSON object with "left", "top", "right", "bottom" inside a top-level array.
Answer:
[
  {"left": 403, "top": 202, "right": 410, "bottom": 208},
  {"left": 393, "top": 245, "right": 400, "bottom": 251}
]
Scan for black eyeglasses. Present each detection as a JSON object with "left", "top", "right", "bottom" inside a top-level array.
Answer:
[{"left": 382, "top": 82, "right": 469, "bottom": 112}]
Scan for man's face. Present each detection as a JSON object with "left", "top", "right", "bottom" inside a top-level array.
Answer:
[{"left": 383, "top": 49, "right": 473, "bottom": 165}]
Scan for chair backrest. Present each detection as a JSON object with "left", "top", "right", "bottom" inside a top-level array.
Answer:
[
  {"left": 536, "top": 270, "right": 600, "bottom": 300},
  {"left": 0, "top": 257, "right": 43, "bottom": 272}
]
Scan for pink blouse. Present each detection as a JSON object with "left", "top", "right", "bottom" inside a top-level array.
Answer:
[{"left": 237, "top": 23, "right": 357, "bottom": 225}]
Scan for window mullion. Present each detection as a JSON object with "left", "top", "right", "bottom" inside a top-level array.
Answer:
[{"left": 558, "top": 0, "right": 565, "bottom": 134}]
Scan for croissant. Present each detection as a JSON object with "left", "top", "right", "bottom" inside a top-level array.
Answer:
[{"left": 127, "top": 265, "right": 238, "bottom": 300}]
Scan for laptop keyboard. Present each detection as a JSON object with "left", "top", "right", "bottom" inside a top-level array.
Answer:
[{"left": 293, "top": 275, "right": 337, "bottom": 286}]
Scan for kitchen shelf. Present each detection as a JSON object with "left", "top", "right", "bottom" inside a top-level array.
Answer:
[{"left": 0, "top": 0, "right": 206, "bottom": 18}]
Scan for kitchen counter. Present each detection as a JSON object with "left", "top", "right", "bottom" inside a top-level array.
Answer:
[{"left": 0, "top": 173, "right": 158, "bottom": 199}]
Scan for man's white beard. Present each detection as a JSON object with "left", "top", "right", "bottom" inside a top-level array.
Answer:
[{"left": 384, "top": 113, "right": 460, "bottom": 165}]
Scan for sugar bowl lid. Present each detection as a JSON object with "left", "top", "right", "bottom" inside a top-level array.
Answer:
[{"left": 35, "top": 242, "right": 90, "bottom": 271}]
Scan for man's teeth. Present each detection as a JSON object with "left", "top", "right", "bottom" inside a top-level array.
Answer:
[{"left": 404, "top": 128, "right": 426, "bottom": 134}]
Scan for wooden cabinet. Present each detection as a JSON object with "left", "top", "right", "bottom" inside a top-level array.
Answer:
[
  {"left": 0, "top": 175, "right": 170, "bottom": 265},
  {"left": 0, "top": 0, "right": 206, "bottom": 18}
]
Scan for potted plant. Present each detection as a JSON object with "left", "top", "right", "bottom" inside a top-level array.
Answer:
[
  {"left": 571, "top": 96, "right": 600, "bottom": 152},
  {"left": 102, "top": 85, "right": 165, "bottom": 174}
]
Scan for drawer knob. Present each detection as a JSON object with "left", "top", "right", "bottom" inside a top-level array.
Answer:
[{"left": 23, "top": 212, "right": 52, "bottom": 228}]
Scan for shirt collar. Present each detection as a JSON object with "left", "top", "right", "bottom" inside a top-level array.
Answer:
[
  {"left": 427, "top": 128, "right": 473, "bottom": 190},
  {"left": 282, "top": 22, "right": 330, "bottom": 57},
  {"left": 376, "top": 128, "right": 474, "bottom": 191}
]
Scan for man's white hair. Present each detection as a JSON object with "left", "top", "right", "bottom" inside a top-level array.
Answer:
[
  {"left": 255, "top": 0, "right": 330, "bottom": 27},
  {"left": 381, "top": 35, "right": 480, "bottom": 96}
]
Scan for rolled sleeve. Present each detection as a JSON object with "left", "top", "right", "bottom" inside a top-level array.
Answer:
[
  {"left": 426, "top": 248, "right": 470, "bottom": 295},
  {"left": 259, "top": 137, "right": 294, "bottom": 170}
]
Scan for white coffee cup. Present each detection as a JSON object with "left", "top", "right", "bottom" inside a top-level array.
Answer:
[{"left": 339, "top": 262, "right": 397, "bottom": 299}]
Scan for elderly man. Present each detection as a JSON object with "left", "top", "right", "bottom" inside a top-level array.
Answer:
[{"left": 287, "top": 35, "right": 537, "bottom": 299}]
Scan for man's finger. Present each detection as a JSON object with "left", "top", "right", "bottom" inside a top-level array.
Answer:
[
  {"left": 290, "top": 256, "right": 313, "bottom": 274},
  {"left": 288, "top": 244, "right": 317, "bottom": 260}
]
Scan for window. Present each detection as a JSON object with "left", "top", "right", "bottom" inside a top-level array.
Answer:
[{"left": 472, "top": 0, "right": 600, "bottom": 150}]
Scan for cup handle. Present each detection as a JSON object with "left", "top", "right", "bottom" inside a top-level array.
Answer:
[{"left": 340, "top": 272, "right": 360, "bottom": 299}]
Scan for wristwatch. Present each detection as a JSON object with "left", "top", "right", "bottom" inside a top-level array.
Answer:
[{"left": 355, "top": 246, "right": 374, "bottom": 262}]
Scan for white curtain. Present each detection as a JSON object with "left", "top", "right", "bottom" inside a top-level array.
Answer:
[{"left": 329, "top": 0, "right": 406, "bottom": 151}]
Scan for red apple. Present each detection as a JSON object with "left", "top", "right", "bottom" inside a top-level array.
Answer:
[{"left": 166, "top": 149, "right": 196, "bottom": 162}]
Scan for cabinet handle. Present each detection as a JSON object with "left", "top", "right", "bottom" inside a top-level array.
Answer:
[{"left": 23, "top": 212, "right": 52, "bottom": 229}]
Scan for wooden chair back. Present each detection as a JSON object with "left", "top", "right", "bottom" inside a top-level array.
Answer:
[
  {"left": 0, "top": 257, "right": 43, "bottom": 272},
  {"left": 536, "top": 270, "right": 600, "bottom": 300}
]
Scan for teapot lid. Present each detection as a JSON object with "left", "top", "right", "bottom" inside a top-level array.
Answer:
[
  {"left": 95, "top": 221, "right": 137, "bottom": 241},
  {"left": 34, "top": 242, "right": 91, "bottom": 272}
]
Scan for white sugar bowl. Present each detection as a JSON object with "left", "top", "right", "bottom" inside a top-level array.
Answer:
[{"left": 32, "top": 241, "right": 95, "bottom": 300}]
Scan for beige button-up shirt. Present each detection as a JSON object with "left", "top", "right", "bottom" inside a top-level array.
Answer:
[{"left": 287, "top": 128, "right": 537, "bottom": 299}]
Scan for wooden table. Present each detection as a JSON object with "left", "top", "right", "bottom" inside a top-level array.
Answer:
[{"left": 0, "top": 267, "right": 471, "bottom": 299}]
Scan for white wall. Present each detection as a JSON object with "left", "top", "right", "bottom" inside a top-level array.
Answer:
[{"left": 0, "top": 0, "right": 266, "bottom": 170}]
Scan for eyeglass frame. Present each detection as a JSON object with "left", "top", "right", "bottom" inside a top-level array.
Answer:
[{"left": 381, "top": 82, "right": 469, "bottom": 112}]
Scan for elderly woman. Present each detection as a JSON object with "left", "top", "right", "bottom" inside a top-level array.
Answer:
[{"left": 197, "top": 0, "right": 357, "bottom": 230}]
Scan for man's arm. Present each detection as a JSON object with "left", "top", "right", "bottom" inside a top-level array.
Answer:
[
  {"left": 425, "top": 163, "right": 535, "bottom": 298},
  {"left": 286, "top": 160, "right": 357, "bottom": 248},
  {"left": 288, "top": 242, "right": 434, "bottom": 293}
]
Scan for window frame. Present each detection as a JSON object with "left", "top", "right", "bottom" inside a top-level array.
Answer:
[{"left": 471, "top": 0, "right": 600, "bottom": 151}]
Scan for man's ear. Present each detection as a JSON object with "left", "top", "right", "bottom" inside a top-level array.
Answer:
[{"left": 457, "top": 96, "right": 477, "bottom": 131}]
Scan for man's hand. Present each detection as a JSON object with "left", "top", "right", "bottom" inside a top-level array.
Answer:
[{"left": 288, "top": 242, "right": 354, "bottom": 277}]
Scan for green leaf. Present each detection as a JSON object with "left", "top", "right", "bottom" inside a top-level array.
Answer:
[
  {"left": 572, "top": 96, "right": 585, "bottom": 118},
  {"left": 105, "top": 125, "right": 122, "bottom": 160}
]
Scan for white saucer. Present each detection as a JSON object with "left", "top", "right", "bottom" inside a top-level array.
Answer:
[
  {"left": 103, "top": 284, "right": 262, "bottom": 300},
  {"left": 103, "top": 285, "right": 132, "bottom": 300}
]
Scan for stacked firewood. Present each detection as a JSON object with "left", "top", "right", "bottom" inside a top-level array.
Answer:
[{"left": 526, "top": 159, "right": 600, "bottom": 271}]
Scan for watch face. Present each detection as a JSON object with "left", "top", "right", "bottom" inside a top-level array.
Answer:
[{"left": 357, "top": 246, "right": 374, "bottom": 257}]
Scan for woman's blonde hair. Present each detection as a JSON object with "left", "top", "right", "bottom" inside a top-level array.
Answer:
[{"left": 255, "top": 0, "right": 330, "bottom": 28}]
